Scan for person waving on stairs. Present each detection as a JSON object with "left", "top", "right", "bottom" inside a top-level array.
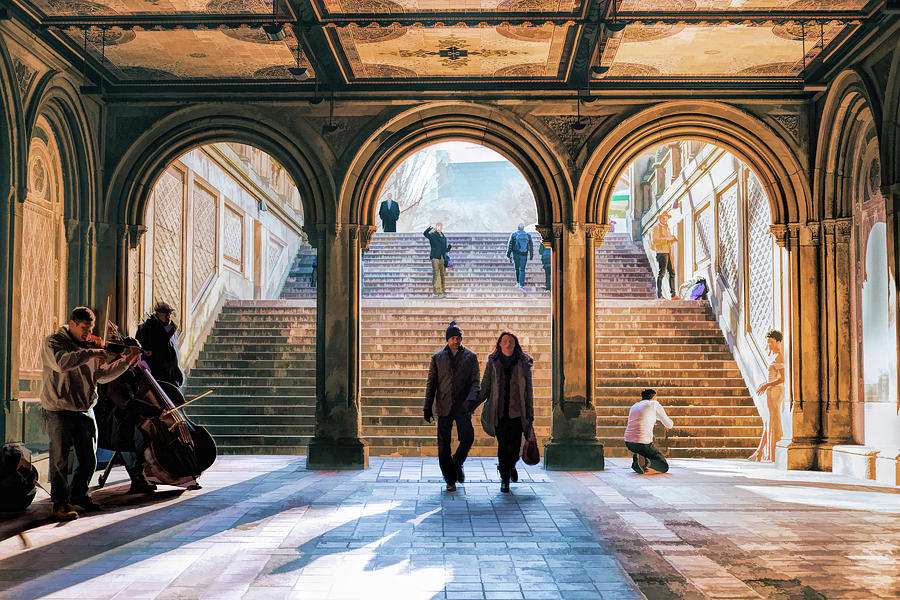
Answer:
[{"left": 424, "top": 321, "right": 480, "bottom": 492}]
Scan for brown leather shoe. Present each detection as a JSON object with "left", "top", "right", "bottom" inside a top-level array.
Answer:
[
  {"left": 71, "top": 496, "right": 101, "bottom": 512},
  {"left": 53, "top": 504, "right": 78, "bottom": 521}
]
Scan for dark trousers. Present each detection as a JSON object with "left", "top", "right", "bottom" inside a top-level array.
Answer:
[
  {"left": 625, "top": 441, "right": 669, "bottom": 473},
  {"left": 656, "top": 252, "right": 675, "bottom": 298},
  {"left": 436, "top": 413, "right": 474, "bottom": 485},
  {"left": 496, "top": 417, "right": 523, "bottom": 482},
  {"left": 543, "top": 265, "right": 551, "bottom": 291},
  {"left": 45, "top": 409, "right": 97, "bottom": 506},
  {"left": 513, "top": 253, "right": 528, "bottom": 287}
]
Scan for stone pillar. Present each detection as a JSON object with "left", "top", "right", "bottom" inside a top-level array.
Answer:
[
  {"left": 819, "top": 218, "right": 854, "bottom": 468},
  {"left": 772, "top": 222, "right": 824, "bottom": 470},
  {"left": 542, "top": 222, "right": 606, "bottom": 470},
  {"left": 65, "top": 218, "right": 95, "bottom": 307},
  {"left": 886, "top": 182, "right": 900, "bottom": 428},
  {"left": 306, "top": 222, "right": 369, "bottom": 470}
]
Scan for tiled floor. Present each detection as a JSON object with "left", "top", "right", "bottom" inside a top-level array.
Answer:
[{"left": 1, "top": 457, "right": 898, "bottom": 600}]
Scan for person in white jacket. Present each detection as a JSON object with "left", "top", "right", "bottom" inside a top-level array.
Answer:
[{"left": 624, "top": 389, "right": 674, "bottom": 474}]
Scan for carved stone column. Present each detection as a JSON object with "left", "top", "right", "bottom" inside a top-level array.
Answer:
[
  {"left": 65, "top": 218, "right": 95, "bottom": 308},
  {"left": 543, "top": 222, "right": 606, "bottom": 470},
  {"left": 306, "top": 222, "right": 368, "bottom": 469},
  {"left": 772, "top": 222, "right": 824, "bottom": 470},
  {"left": 819, "top": 218, "right": 854, "bottom": 468}
]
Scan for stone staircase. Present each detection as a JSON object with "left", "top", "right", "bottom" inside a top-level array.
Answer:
[
  {"left": 182, "top": 300, "right": 316, "bottom": 454},
  {"left": 362, "top": 232, "right": 549, "bottom": 298},
  {"left": 360, "top": 301, "right": 551, "bottom": 456},
  {"left": 597, "top": 232, "right": 657, "bottom": 299},
  {"left": 280, "top": 244, "right": 317, "bottom": 299},
  {"left": 593, "top": 233, "right": 761, "bottom": 458}
]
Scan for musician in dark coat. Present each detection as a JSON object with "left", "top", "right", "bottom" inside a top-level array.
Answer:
[
  {"left": 136, "top": 301, "right": 184, "bottom": 387},
  {"left": 379, "top": 192, "right": 400, "bottom": 232},
  {"left": 95, "top": 338, "right": 162, "bottom": 494}
]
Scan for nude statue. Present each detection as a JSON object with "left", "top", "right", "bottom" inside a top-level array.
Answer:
[{"left": 748, "top": 329, "right": 785, "bottom": 462}]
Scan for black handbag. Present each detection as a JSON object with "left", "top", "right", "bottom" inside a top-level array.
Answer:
[{"left": 521, "top": 425, "right": 540, "bottom": 466}]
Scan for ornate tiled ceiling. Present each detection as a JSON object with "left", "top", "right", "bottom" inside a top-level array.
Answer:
[
  {"left": 600, "top": 22, "right": 845, "bottom": 78},
  {"left": 60, "top": 26, "right": 312, "bottom": 80},
  {"left": 315, "top": 0, "right": 583, "bottom": 16},
  {"left": 26, "top": 0, "right": 274, "bottom": 16},
  {"left": 330, "top": 24, "right": 574, "bottom": 79},
  {"left": 8, "top": 0, "right": 885, "bottom": 87}
]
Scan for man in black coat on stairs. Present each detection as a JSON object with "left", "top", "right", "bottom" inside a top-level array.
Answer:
[
  {"left": 424, "top": 321, "right": 480, "bottom": 491},
  {"left": 135, "top": 301, "right": 184, "bottom": 388},
  {"left": 379, "top": 192, "right": 400, "bottom": 232}
]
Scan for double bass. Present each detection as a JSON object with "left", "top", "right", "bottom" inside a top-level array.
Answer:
[{"left": 102, "top": 323, "right": 217, "bottom": 488}]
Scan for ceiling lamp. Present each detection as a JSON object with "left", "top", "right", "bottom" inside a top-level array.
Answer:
[
  {"left": 263, "top": 0, "right": 286, "bottom": 41},
  {"left": 288, "top": 34, "right": 310, "bottom": 80},
  {"left": 605, "top": 1, "right": 626, "bottom": 33}
]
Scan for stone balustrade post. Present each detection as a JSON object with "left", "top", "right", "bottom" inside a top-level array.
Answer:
[
  {"left": 305, "top": 222, "right": 368, "bottom": 469},
  {"left": 819, "top": 218, "right": 854, "bottom": 468},
  {"left": 541, "top": 221, "right": 607, "bottom": 470},
  {"left": 772, "top": 222, "right": 824, "bottom": 469}
]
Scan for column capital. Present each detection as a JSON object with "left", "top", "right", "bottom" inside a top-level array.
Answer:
[
  {"left": 822, "top": 217, "right": 852, "bottom": 245},
  {"left": 359, "top": 225, "right": 378, "bottom": 253},
  {"left": 583, "top": 223, "right": 610, "bottom": 248},
  {"left": 771, "top": 222, "right": 821, "bottom": 249},
  {"left": 535, "top": 222, "right": 565, "bottom": 250}
]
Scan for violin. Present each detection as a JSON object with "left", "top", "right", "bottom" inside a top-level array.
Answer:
[{"left": 81, "top": 334, "right": 134, "bottom": 356}]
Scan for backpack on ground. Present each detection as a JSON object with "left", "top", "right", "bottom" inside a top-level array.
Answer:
[
  {"left": 514, "top": 231, "right": 530, "bottom": 254},
  {"left": 0, "top": 443, "right": 39, "bottom": 513}
]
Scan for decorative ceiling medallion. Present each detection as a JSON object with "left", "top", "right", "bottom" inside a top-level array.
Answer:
[
  {"left": 736, "top": 62, "right": 798, "bottom": 75},
  {"left": 606, "top": 62, "right": 661, "bottom": 76},
  {"left": 496, "top": 23, "right": 552, "bottom": 41},
  {"left": 353, "top": 23, "right": 408, "bottom": 43}
]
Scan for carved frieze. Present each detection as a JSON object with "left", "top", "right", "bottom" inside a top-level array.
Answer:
[
  {"left": 12, "top": 58, "right": 36, "bottom": 101},
  {"left": 534, "top": 115, "right": 603, "bottom": 158},
  {"left": 771, "top": 113, "right": 801, "bottom": 144}
]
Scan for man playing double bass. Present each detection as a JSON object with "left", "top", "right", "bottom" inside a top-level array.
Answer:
[
  {"left": 42, "top": 307, "right": 141, "bottom": 520},
  {"left": 136, "top": 301, "right": 184, "bottom": 387}
]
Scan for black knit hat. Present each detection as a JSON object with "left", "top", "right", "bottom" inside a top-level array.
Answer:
[{"left": 445, "top": 321, "right": 462, "bottom": 340}]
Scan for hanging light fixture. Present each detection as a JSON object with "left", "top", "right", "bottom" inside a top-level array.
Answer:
[
  {"left": 263, "top": 0, "right": 286, "bottom": 41},
  {"left": 288, "top": 30, "right": 309, "bottom": 81},
  {"left": 605, "top": 0, "right": 626, "bottom": 33},
  {"left": 322, "top": 91, "right": 338, "bottom": 133},
  {"left": 572, "top": 97, "right": 587, "bottom": 131}
]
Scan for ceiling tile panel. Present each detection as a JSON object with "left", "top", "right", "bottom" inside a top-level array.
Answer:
[
  {"left": 61, "top": 27, "right": 312, "bottom": 80},
  {"left": 332, "top": 23, "right": 573, "bottom": 78},
  {"left": 618, "top": 0, "right": 868, "bottom": 12},
  {"left": 317, "top": 0, "right": 582, "bottom": 16},
  {"left": 28, "top": 0, "right": 272, "bottom": 16},
  {"left": 601, "top": 22, "right": 846, "bottom": 77}
]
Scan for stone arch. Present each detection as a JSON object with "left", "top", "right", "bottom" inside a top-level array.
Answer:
[
  {"left": 576, "top": 101, "right": 810, "bottom": 227},
  {"left": 26, "top": 73, "right": 98, "bottom": 224},
  {"left": 883, "top": 39, "right": 900, "bottom": 193},
  {"left": 0, "top": 36, "right": 25, "bottom": 406},
  {"left": 341, "top": 102, "right": 572, "bottom": 231},
  {"left": 814, "top": 69, "right": 882, "bottom": 220},
  {"left": 107, "top": 105, "right": 334, "bottom": 231}
]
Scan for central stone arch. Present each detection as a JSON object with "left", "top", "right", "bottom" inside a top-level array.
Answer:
[
  {"left": 576, "top": 101, "right": 811, "bottom": 227},
  {"left": 341, "top": 102, "right": 573, "bottom": 231}
]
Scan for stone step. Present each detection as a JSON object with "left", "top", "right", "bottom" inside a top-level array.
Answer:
[
  {"left": 180, "top": 395, "right": 316, "bottom": 406},
  {"left": 190, "top": 360, "right": 316, "bottom": 369},
  {"left": 360, "top": 407, "right": 553, "bottom": 418},
  {"left": 182, "top": 385, "right": 314, "bottom": 395},
  {"left": 186, "top": 376, "right": 315, "bottom": 387},
  {"left": 189, "top": 414, "right": 315, "bottom": 426},
  {"left": 359, "top": 386, "right": 552, "bottom": 397},
  {"left": 596, "top": 368, "right": 743, "bottom": 378},
  {"left": 187, "top": 405, "right": 316, "bottom": 416},
  {"left": 596, "top": 412, "right": 759, "bottom": 424},
  {"left": 596, "top": 386, "right": 751, "bottom": 397},
  {"left": 594, "top": 395, "right": 754, "bottom": 406},
  {"left": 594, "top": 343, "right": 731, "bottom": 352}
]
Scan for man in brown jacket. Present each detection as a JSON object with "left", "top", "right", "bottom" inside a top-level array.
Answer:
[
  {"left": 424, "top": 321, "right": 480, "bottom": 491},
  {"left": 42, "top": 306, "right": 140, "bottom": 520}
]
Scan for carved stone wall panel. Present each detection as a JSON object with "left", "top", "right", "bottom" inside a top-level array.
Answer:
[
  {"left": 223, "top": 204, "right": 244, "bottom": 267},
  {"left": 128, "top": 243, "right": 141, "bottom": 334},
  {"left": 192, "top": 181, "right": 218, "bottom": 299},
  {"left": 19, "top": 203, "right": 56, "bottom": 375},
  {"left": 717, "top": 182, "right": 739, "bottom": 290},
  {"left": 694, "top": 202, "right": 713, "bottom": 266},
  {"left": 746, "top": 172, "right": 775, "bottom": 343},
  {"left": 268, "top": 236, "right": 286, "bottom": 283},
  {"left": 152, "top": 166, "right": 185, "bottom": 314}
]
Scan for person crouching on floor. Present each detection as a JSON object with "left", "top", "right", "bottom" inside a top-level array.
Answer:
[{"left": 624, "top": 389, "right": 674, "bottom": 474}]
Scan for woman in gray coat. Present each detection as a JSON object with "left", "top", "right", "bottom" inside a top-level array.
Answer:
[{"left": 474, "top": 330, "right": 534, "bottom": 493}]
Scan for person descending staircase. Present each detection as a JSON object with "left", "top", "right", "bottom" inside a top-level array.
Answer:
[{"left": 594, "top": 233, "right": 762, "bottom": 458}]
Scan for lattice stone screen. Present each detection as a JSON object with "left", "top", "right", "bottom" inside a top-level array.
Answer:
[
  {"left": 192, "top": 182, "right": 218, "bottom": 299},
  {"left": 747, "top": 173, "right": 774, "bottom": 343},
  {"left": 223, "top": 205, "right": 243, "bottom": 267},
  {"left": 694, "top": 202, "right": 713, "bottom": 265},
  {"left": 717, "top": 183, "right": 739, "bottom": 291},
  {"left": 152, "top": 166, "right": 184, "bottom": 313},
  {"left": 20, "top": 203, "right": 56, "bottom": 373}
]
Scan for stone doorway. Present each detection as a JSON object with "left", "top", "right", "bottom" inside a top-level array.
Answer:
[{"left": 358, "top": 141, "right": 553, "bottom": 457}]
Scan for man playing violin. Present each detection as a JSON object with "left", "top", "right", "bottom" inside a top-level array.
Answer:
[
  {"left": 136, "top": 301, "right": 184, "bottom": 387},
  {"left": 41, "top": 306, "right": 141, "bottom": 521}
]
